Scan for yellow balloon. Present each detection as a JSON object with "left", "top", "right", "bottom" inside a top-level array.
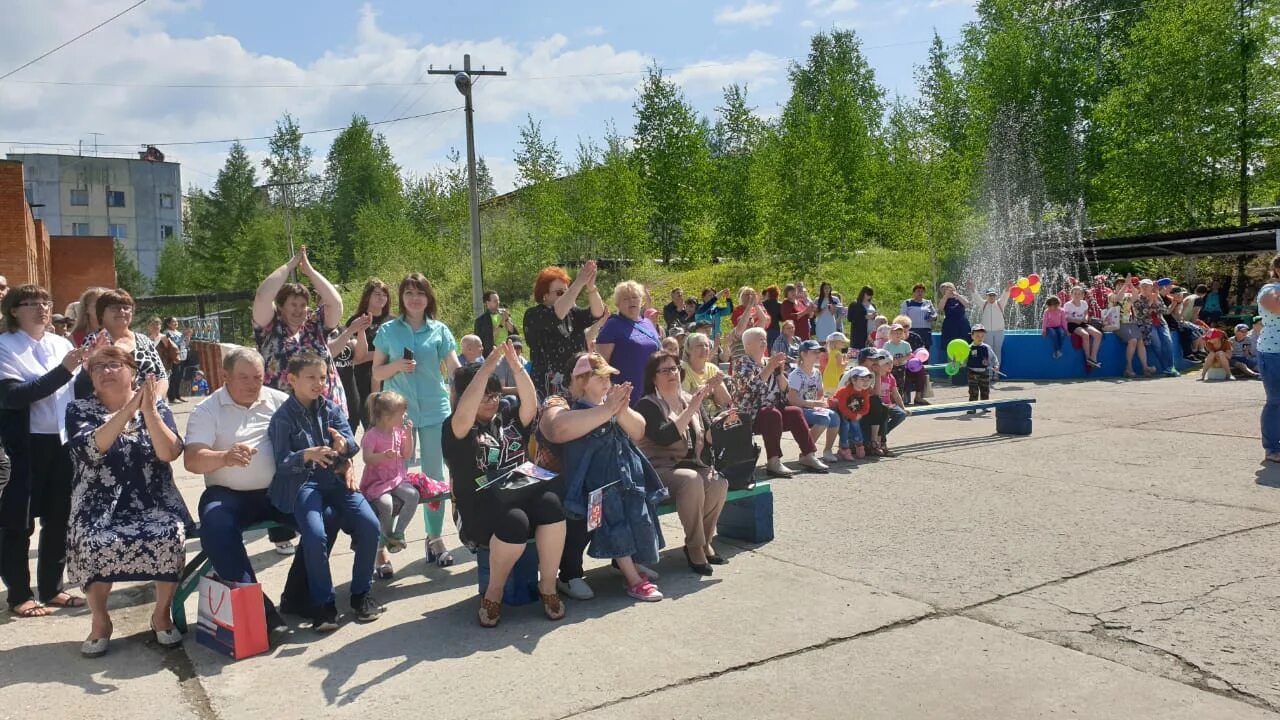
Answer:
[
  {"left": 1029, "top": 282, "right": 1041, "bottom": 294},
  {"left": 1017, "top": 278, "right": 1030, "bottom": 289}
]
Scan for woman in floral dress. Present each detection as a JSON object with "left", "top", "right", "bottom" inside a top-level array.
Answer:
[{"left": 66, "top": 346, "right": 191, "bottom": 658}]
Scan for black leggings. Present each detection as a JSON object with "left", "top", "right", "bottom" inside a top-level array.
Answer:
[
  {"left": 480, "top": 489, "right": 565, "bottom": 545},
  {"left": 0, "top": 435, "right": 71, "bottom": 606}
]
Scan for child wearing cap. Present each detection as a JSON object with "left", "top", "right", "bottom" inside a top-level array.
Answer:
[
  {"left": 872, "top": 316, "right": 890, "bottom": 349},
  {"left": 190, "top": 369, "right": 209, "bottom": 396},
  {"left": 789, "top": 340, "right": 839, "bottom": 461},
  {"left": 966, "top": 326, "right": 997, "bottom": 411},
  {"left": 1229, "top": 324, "right": 1259, "bottom": 378},
  {"left": 820, "top": 331, "right": 850, "bottom": 393},
  {"left": 1200, "top": 328, "right": 1234, "bottom": 381},
  {"left": 863, "top": 349, "right": 908, "bottom": 456},
  {"left": 830, "top": 366, "right": 874, "bottom": 460}
]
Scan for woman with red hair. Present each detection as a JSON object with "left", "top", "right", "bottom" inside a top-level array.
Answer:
[{"left": 523, "top": 261, "right": 605, "bottom": 399}]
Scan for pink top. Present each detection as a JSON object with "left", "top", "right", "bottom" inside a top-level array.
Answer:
[
  {"left": 1041, "top": 307, "right": 1068, "bottom": 331},
  {"left": 360, "top": 426, "right": 410, "bottom": 501},
  {"left": 878, "top": 372, "right": 898, "bottom": 405}
]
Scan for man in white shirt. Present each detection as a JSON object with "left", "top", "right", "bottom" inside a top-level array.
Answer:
[{"left": 183, "top": 347, "right": 330, "bottom": 627}]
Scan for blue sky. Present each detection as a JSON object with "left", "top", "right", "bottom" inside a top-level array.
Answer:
[{"left": 1, "top": 0, "right": 977, "bottom": 192}]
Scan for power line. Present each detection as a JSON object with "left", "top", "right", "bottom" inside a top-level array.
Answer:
[
  {"left": 5, "top": 78, "right": 451, "bottom": 89},
  {"left": 0, "top": 0, "right": 150, "bottom": 82},
  {"left": 1, "top": 106, "right": 462, "bottom": 149}
]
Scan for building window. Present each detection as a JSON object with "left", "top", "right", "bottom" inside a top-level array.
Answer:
[
  {"left": 159, "top": 193, "right": 174, "bottom": 209},
  {"left": 109, "top": 223, "right": 128, "bottom": 240},
  {"left": 72, "top": 222, "right": 90, "bottom": 236},
  {"left": 70, "top": 188, "right": 89, "bottom": 206},
  {"left": 161, "top": 225, "right": 175, "bottom": 240},
  {"left": 106, "top": 190, "right": 126, "bottom": 207}
]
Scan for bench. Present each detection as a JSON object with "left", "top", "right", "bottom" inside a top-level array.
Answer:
[
  {"left": 477, "top": 481, "right": 773, "bottom": 607},
  {"left": 173, "top": 482, "right": 775, "bottom": 629},
  {"left": 907, "top": 397, "right": 1036, "bottom": 435}
]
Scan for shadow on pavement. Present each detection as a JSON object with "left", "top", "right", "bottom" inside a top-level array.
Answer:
[{"left": 1254, "top": 464, "right": 1280, "bottom": 488}]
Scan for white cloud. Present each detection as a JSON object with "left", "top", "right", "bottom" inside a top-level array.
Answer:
[
  {"left": 715, "top": 1, "right": 783, "bottom": 26},
  {"left": 582, "top": 25, "right": 607, "bottom": 37},
  {"left": 0, "top": 1, "right": 787, "bottom": 193},
  {"left": 807, "top": 0, "right": 859, "bottom": 14}
]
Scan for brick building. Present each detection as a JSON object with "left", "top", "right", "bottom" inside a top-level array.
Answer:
[{"left": 0, "top": 159, "right": 116, "bottom": 312}]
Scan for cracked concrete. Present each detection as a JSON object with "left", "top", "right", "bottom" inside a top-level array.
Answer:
[{"left": 1, "top": 373, "right": 1276, "bottom": 719}]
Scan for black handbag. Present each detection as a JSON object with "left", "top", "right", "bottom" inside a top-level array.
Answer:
[{"left": 708, "top": 410, "right": 760, "bottom": 491}]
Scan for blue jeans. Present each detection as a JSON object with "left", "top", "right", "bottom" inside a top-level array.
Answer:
[
  {"left": 802, "top": 407, "right": 836, "bottom": 430},
  {"left": 1149, "top": 324, "right": 1175, "bottom": 373},
  {"left": 839, "top": 417, "right": 863, "bottom": 447},
  {"left": 884, "top": 404, "right": 908, "bottom": 435},
  {"left": 294, "top": 477, "right": 380, "bottom": 608},
  {"left": 1045, "top": 327, "right": 1066, "bottom": 354},
  {"left": 1261, "top": 353, "right": 1280, "bottom": 453}
]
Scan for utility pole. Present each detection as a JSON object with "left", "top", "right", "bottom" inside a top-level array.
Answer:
[{"left": 428, "top": 54, "right": 506, "bottom": 317}]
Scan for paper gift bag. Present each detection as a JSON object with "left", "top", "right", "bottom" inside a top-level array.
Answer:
[{"left": 196, "top": 574, "right": 269, "bottom": 660}]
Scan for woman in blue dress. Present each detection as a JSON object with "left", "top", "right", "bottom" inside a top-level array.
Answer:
[
  {"left": 66, "top": 346, "right": 191, "bottom": 658},
  {"left": 939, "top": 282, "right": 973, "bottom": 354}
]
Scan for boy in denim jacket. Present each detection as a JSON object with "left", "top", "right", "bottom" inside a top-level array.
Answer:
[{"left": 268, "top": 353, "right": 383, "bottom": 631}]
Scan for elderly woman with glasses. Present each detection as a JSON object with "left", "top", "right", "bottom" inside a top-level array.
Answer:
[
  {"left": 66, "top": 345, "right": 190, "bottom": 658},
  {"left": 74, "top": 288, "right": 169, "bottom": 400},
  {"left": 0, "top": 285, "right": 84, "bottom": 618}
]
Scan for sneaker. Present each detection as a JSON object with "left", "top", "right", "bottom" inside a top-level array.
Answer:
[
  {"left": 265, "top": 606, "right": 289, "bottom": 635},
  {"left": 765, "top": 457, "right": 796, "bottom": 478},
  {"left": 274, "top": 541, "right": 296, "bottom": 556},
  {"left": 310, "top": 604, "right": 339, "bottom": 632},
  {"left": 350, "top": 593, "right": 385, "bottom": 623},
  {"left": 557, "top": 577, "right": 595, "bottom": 600},
  {"left": 626, "top": 580, "right": 663, "bottom": 602},
  {"left": 821, "top": 450, "right": 840, "bottom": 463},
  {"left": 797, "top": 453, "right": 830, "bottom": 473},
  {"left": 1087, "top": 358, "right": 1102, "bottom": 368},
  {"left": 913, "top": 399, "right": 930, "bottom": 406}
]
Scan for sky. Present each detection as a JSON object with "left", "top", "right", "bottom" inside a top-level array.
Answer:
[{"left": 0, "top": 0, "right": 977, "bottom": 194}]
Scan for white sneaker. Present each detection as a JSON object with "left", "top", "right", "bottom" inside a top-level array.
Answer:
[
  {"left": 557, "top": 577, "right": 594, "bottom": 600},
  {"left": 765, "top": 457, "right": 796, "bottom": 477},
  {"left": 797, "top": 453, "right": 830, "bottom": 473},
  {"left": 821, "top": 451, "right": 840, "bottom": 463},
  {"left": 274, "top": 541, "right": 296, "bottom": 556}
]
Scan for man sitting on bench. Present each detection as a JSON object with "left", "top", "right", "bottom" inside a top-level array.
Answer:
[{"left": 183, "top": 346, "right": 321, "bottom": 633}]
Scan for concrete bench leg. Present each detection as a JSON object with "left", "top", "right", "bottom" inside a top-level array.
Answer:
[
  {"left": 716, "top": 491, "right": 774, "bottom": 544},
  {"left": 995, "top": 403, "right": 1033, "bottom": 435},
  {"left": 475, "top": 542, "right": 541, "bottom": 606}
]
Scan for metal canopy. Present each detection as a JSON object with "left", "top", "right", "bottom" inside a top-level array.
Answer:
[{"left": 1084, "top": 220, "right": 1280, "bottom": 262}]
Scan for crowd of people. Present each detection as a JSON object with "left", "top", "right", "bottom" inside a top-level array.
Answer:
[{"left": 0, "top": 254, "right": 1271, "bottom": 659}]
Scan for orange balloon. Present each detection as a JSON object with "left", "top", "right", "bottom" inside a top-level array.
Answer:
[{"left": 1029, "top": 282, "right": 1041, "bottom": 294}]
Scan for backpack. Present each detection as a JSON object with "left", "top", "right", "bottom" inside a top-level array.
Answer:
[{"left": 707, "top": 410, "right": 760, "bottom": 491}]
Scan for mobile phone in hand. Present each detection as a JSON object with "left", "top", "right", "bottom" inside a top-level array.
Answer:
[{"left": 402, "top": 348, "right": 415, "bottom": 361}]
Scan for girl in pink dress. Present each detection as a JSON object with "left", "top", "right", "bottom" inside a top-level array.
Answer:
[{"left": 361, "top": 392, "right": 418, "bottom": 556}]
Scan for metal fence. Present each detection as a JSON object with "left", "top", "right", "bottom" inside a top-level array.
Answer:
[{"left": 133, "top": 291, "right": 255, "bottom": 346}]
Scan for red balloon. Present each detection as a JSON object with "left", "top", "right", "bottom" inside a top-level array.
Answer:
[
  {"left": 1009, "top": 286, "right": 1024, "bottom": 300},
  {"left": 1020, "top": 293, "right": 1034, "bottom": 305},
  {"left": 1027, "top": 273, "right": 1041, "bottom": 285}
]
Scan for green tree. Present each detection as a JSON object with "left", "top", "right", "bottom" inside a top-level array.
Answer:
[
  {"left": 186, "top": 142, "right": 261, "bottom": 290},
  {"left": 262, "top": 112, "right": 319, "bottom": 206},
  {"left": 152, "top": 238, "right": 195, "bottom": 295},
  {"left": 113, "top": 242, "right": 151, "bottom": 296},
  {"left": 512, "top": 117, "right": 571, "bottom": 262},
  {"left": 322, "top": 114, "right": 403, "bottom": 279},
  {"left": 710, "top": 84, "right": 765, "bottom": 259},
  {"left": 632, "top": 65, "right": 713, "bottom": 264}
]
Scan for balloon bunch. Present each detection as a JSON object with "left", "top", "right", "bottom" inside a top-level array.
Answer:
[
  {"left": 904, "top": 348, "right": 930, "bottom": 373},
  {"left": 1009, "top": 274, "right": 1041, "bottom": 305},
  {"left": 944, "top": 339, "right": 969, "bottom": 376}
]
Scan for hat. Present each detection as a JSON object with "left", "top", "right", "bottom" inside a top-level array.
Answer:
[
  {"left": 798, "top": 339, "right": 822, "bottom": 353},
  {"left": 984, "top": 288, "right": 998, "bottom": 296},
  {"left": 857, "top": 347, "right": 879, "bottom": 363},
  {"left": 572, "top": 353, "right": 619, "bottom": 377},
  {"left": 51, "top": 313, "right": 66, "bottom": 323},
  {"left": 848, "top": 366, "right": 872, "bottom": 378},
  {"left": 890, "top": 323, "right": 904, "bottom": 331},
  {"left": 508, "top": 334, "right": 524, "bottom": 347},
  {"left": 971, "top": 324, "right": 986, "bottom": 332},
  {"left": 693, "top": 318, "right": 712, "bottom": 329},
  {"left": 1235, "top": 323, "right": 1250, "bottom": 332},
  {"left": 1156, "top": 278, "right": 1173, "bottom": 287},
  {"left": 1139, "top": 279, "right": 1154, "bottom": 286},
  {"left": 194, "top": 369, "right": 205, "bottom": 376},
  {"left": 668, "top": 325, "right": 686, "bottom": 338},
  {"left": 825, "top": 331, "right": 849, "bottom": 344}
]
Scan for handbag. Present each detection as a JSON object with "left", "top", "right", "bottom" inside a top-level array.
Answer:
[
  {"left": 708, "top": 410, "right": 760, "bottom": 491},
  {"left": 479, "top": 461, "right": 556, "bottom": 505},
  {"left": 196, "top": 574, "right": 268, "bottom": 660}
]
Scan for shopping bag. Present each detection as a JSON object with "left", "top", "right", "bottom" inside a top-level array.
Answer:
[{"left": 196, "top": 574, "right": 269, "bottom": 660}]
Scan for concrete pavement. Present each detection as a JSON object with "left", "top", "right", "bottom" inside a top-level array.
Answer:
[{"left": 1, "top": 373, "right": 1276, "bottom": 719}]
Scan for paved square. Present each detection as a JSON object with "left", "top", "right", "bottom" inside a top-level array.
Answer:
[{"left": 1, "top": 374, "right": 1275, "bottom": 719}]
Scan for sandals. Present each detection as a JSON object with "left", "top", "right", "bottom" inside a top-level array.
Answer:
[
  {"left": 478, "top": 597, "right": 502, "bottom": 628},
  {"left": 44, "top": 593, "right": 86, "bottom": 609},
  {"left": 10, "top": 600, "right": 51, "bottom": 618},
  {"left": 427, "top": 539, "right": 454, "bottom": 568},
  {"left": 540, "top": 591, "right": 565, "bottom": 621}
]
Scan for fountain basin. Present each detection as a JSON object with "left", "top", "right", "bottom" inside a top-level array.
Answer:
[{"left": 931, "top": 328, "right": 1196, "bottom": 381}]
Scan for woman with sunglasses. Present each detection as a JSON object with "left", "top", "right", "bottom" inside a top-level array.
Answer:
[
  {"left": 523, "top": 261, "right": 605, "bottom": 400},
  {"left": 0, "top": 285, "right": 84, "bottom": 618}
]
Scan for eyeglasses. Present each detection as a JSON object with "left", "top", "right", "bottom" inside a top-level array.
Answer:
[
  {"left": 17, "top": 301, "right": 52, "bottom": 309},
  {"left": 89, "top": 361, "right": 128, "bottom": 373},
  {"left": 483, "top": 391, "right": 502, "bottom": 403},
  {"left": 657, "top": 365, "right": 680, "bottom": 375},
  {"left": 107, "top": 305, "right": 134, "bottom": 314}
]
